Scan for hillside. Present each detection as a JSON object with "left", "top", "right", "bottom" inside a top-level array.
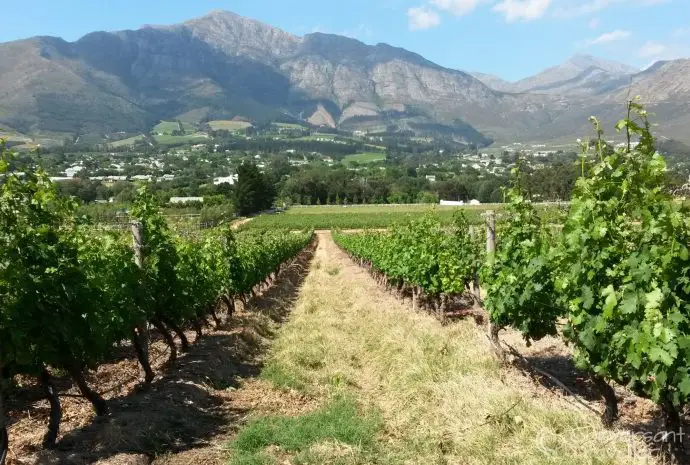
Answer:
[{"left": 0, "top": 11, "right": 689, "bottom": 145}]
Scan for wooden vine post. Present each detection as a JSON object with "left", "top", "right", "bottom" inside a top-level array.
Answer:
[
  {"left": 485, "top": 210, "right": 496, "bottom": 255},
  {"left": 484, "top": 211, "right": 504, "bottom": 359},
  {"left": 131, "top": 221, "right": 155, "bottom": 383},
  {"left": 469, "top": 225, "right": 482, "bottom": 305}
]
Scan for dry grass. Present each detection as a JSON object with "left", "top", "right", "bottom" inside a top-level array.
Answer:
[{"left": 252, "top": 232, "right": 658, "bottom": 465}]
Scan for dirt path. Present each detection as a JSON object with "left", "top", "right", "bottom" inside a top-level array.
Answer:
[
  {"left": 230, "top": 217, "right": 252, "bottom": 230},
  {"left": 221, "top": 232, "right": 655, "bottom": 464}
]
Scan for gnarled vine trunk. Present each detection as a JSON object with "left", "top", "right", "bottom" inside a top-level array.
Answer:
[
  {"left": 132, "top": 325, "right": 154, "bottom": 384},
  {"left": 69, "top": 367, "right": 108, "bottom": 416},
  {"left": 152, "top": 318, "right": 177, "bottom": 362},
  {"left": 661, "top": 397, "right": 685, "bottom": 456},
  {"left": 593, "top": 376, "right": 618, "bottom": 427},
  {"left": 40, "top": 366, "right": 62, "bottom": 448},
  {"left": 210, "top": 307, "right": 222, "bottom": 328},
  {"left": 166, "top": 320, "right": 189, "bottom": 353},
  {"left": 222, "top": 295, "right": 235, "bottom": 319},
  {"left": 488, "top": 323, "right": 506, "bottom": 361}
]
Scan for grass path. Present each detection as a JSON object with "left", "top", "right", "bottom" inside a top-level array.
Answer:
[{"left": 228, "top": 232, "right": 655, "bottom": 465}]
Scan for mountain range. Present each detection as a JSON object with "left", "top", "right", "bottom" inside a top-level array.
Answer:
[{"left": 1, "top": 10, "right": 689, "bottom": 146}]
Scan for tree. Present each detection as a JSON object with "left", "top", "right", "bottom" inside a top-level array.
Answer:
[{"left": 234, "top": 163, "right": 275, "bottom": 216}]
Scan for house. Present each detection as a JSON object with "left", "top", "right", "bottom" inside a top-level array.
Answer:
[
  {"left": 131, "top": 175, "right": 152, "bottom": 182},
  {"left": 425, "top": 175, "right": 437, "bottom": 183},
  {"left": 440, "top": 200, "right": 464, "bottom": 206},
  {"left": 170, "top": 197, "right": 204, "bottom": 204},
  {"left": 469, "top": 199, "right": 481, "bottom": 206},
  {"left": 214, "top": 174, "right": 239, "bottom": 186},
  {"left": 159, "top": 174, "right": 175, "bottom": 182},
  {"left": 64, "top": 165, "right": 84, "bottom": 178}
]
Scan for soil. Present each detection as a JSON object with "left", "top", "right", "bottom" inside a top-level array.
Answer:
[{"left": 6, "top": 240, "right": 316, "bottom": 465}]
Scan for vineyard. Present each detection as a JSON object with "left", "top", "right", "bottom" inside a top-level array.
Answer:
[
  {"left": 334, "top": 103, "right": 690, "bottom": 457},
  {"left": 0, "top": 145, "right": 313, "bottom": 463},
  {"left": 1, "top": 102, "right": 688, "bottom": 464}
]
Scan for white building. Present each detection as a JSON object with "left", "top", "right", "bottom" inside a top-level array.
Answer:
[
  {"left": 131, "top": 175, "right": 152, "bottom": 182},
  {"left": 214, "top": 174, "right": 239, "bottom": 186},
  {"left": 64, "top": 165, "right": 84, "bottom": 178},
  {"left": 440, "top": 200, "right": 464, "bottom": 206},
  {"left": 170, "top": 197, "right": 204, "bottom": 204}
]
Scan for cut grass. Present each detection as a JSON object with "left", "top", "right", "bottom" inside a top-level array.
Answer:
[
  {"left": 228, "top": 396, "right": 381, "bottom": 465},
  {"left": 108, "top": 134, "right": 145, "bottom": 148},
  {"left": 153, "top": 133, "right": 209, "bottom": 146},
  {"left": 342, "top": 152, "right": 386, "bottom": 164},
  {"left": 209, "top": 120, "right": 253, "bottom": 131},
  {"left": 153, "top": 121, "right": 181, "bottom": 134},
  {"left": 273, "top": 122, "right": 307, "bottom": 130},
  {"left": 246, "top": 233, "right": 656, "bottom": 464}
]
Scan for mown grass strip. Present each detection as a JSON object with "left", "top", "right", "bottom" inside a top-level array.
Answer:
[{"left": 228, "top": 397, "right": 381, "bottom": 465}]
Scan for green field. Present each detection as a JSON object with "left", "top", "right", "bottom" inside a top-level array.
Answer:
[
  {"left": 242, "top": 205, "right": 495, "bottom": 230},
  {"left": 153, "top": 133, "right": 209, "bottom": 146},
  {"left": 274, "top": 122, "right": 307, "bottom": 130},
  {"left": 153, "top": 121, "right": 181, "bottom": 134},
  {"left": 241, "top": 203, "right": 567, "bottom": 231},
  {"left": 180, "top": 122, "right": 197, "bottom": 132},
  {"left": 109, "top": 135, "right": 146, "bottom": 148},
  {"left": 209, "top": 120, "right": 253, "bottom": 131},
  {"left": 343, "top": 152, "right": 387, "bottom": 164}
]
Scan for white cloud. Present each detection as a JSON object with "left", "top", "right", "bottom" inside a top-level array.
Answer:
[
  {"left": 431, "top": 0, "right": 486, "bottom": 15},
  {"left": 408, "top": 6, "right": 442, "bottom": 30},
  {"left": 587, "top": 29, "right": 632, "bottom": 45},
  {"left": 492, "top": 0, "right": 553, "bottom": 22},
  {"left": 639, "top": 41, "right": 668, "bottom": 58},
  {"left": 588, "top": 17, "right": 600, "bottom": 29}
]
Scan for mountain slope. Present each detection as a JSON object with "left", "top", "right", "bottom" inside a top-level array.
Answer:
[
  {"left": 0, "top": 11, "right": 688, "bottom": 145},
  {"left": 512, "top": 54, "right": 637, "bottom": 94},
  {"left": 467, "top": 72, "right": 517, "bottom": 92}
]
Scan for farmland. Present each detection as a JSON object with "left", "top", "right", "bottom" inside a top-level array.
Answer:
[
  {"left": 153, "top": 133, "right": 209, "bottom": 146},
  {"left": 342, "top": 151, "right": 386, "bottom": 164},
  {"left": 273, "top": 122, "right": 307, "bottom": 129},
  {"left": 240, "top": 203, "right": 568, "bottom": 231},
  {"left": 208, "top": 120, "right": 253, "bottom": 131},
  {"left": 153, "top": 120, "right": 182, "bottom": 134},
  {"left": 108, "top": 134, "right": 146, "bottom": 148},
  {"left": 3, "top": 106, "right": 686, "bottom": 465}
]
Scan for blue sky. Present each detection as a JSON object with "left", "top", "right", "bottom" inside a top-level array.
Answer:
[{"left": 1, "top": 0, "right": 688, "bottom": 81}]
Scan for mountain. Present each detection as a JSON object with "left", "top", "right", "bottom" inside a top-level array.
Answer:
[
  {"left": 0, "top": 11, "right": 688, "bottom": 146},
  {"left": 0, "top": 11, "right": 499, "bottom": 145},
  {"left": 467, "top": 72, "right": 516, "bottom": 93},
  {"left": 511, "top": 54, "right": 638, "bottom": 94}
]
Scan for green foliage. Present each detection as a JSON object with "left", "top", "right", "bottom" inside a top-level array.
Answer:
[
  {"left": 557, "top": 102, "right": 690, "bottom": 407},
  {"left": 0, "top": 142, "right": 115, "bottom": 373},
  {"left": 231, "top": 229, "right": 313, "bottom": 297},
  {"left": 235, "top": 163, "right": 276, "bottom": 216},
  {"left": 481, "top": 172, "right": 561, "bottom": 343},
  {"left": 333, "top": 212, "right": 482, "bottom": 297}
]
